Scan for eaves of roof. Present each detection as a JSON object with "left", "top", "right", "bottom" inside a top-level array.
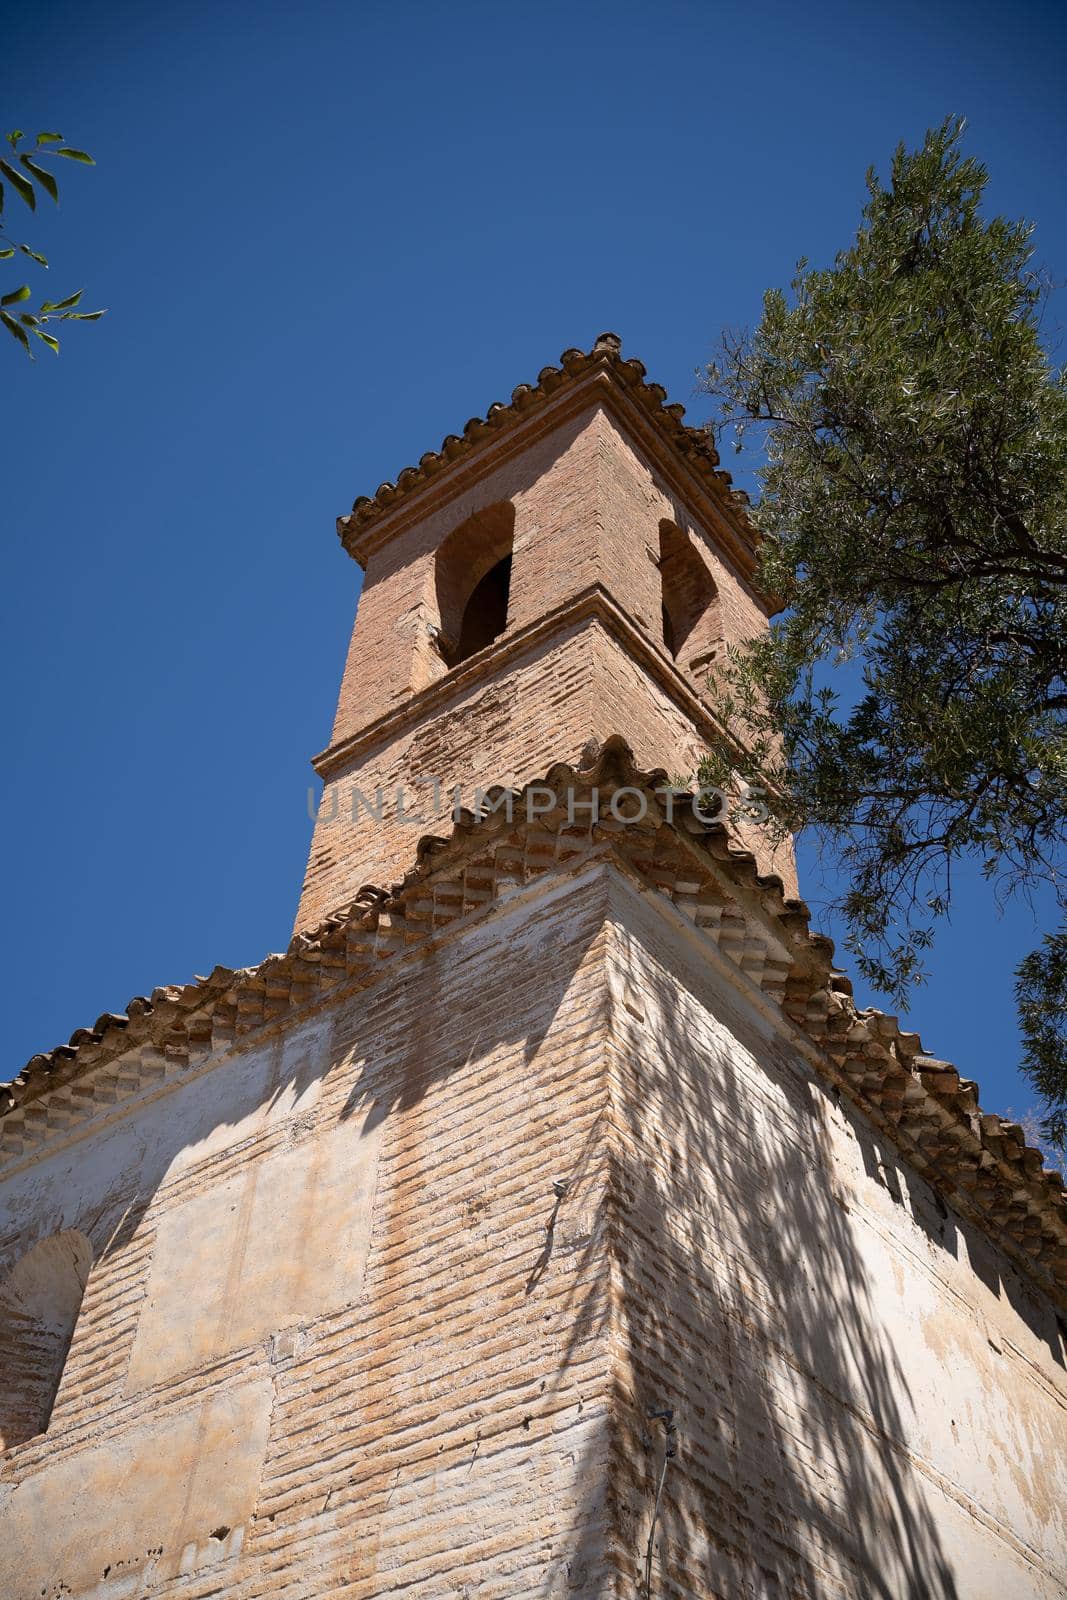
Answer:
[
  {"left": 7, "top": 736, "right": 1066, "bottom": 1310},
  {"left": 337, "top": 333, "right": 759, "bottom": 576}
]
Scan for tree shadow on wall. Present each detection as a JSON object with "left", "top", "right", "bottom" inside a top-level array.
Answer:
[
  {"left": 594, "top": 881, "right": 965, "bottom": 1600},
  {"left": 323, "top": 878, "right": 626, "bottom": 1596},
  {"left": 1, "top": 875, "right": 620, "bottom": 1600},
  {"left": 325, "top": 861, "right": 977, "bottom": 1599},
  {"left": 7, "top": 855, "right": 1057, "bottom": 1599}
]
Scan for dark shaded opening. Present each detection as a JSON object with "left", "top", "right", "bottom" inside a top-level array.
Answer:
[
  {"left": 661, "top": 601, "right": 675, "bottom": 659},
  {"left": 0, "top": 1229, "right": 92, "bottom": 1449},
  {"left": 433, "top": 502, "right": 516, "bottom": 672},
  {"left": 659, "top": 520, "right": 718, "bottom": 664},
  {"left": 455, "top": 554, "right": 512, "bottom": 663}
]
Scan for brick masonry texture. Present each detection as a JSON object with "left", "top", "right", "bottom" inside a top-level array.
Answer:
[
  {"left": 3, "top": 339, "right": 1064, "bottom": 1599},
  {"left": 600, "top": 876, "right": 1066, "bottom": 1597},
  {"left": 298, "top": 402, "right": 794, "bottom": 931},
  {"left": 326, "top": 405, "right": 766, "bottom": 746},
  {"left": 1, "top": 872, "right": 620, "bottom": 1598},
  {"left": 1, "top": 860, "right": 1064, "bottom": 1597},
  {"left": 300, "top": 616, "right": 798, "bottom": 930}
]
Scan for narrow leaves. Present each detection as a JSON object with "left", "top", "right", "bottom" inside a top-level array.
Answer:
[
  {"left": 19, "top": 156, "right": 59, "bottom": 202},
  {"left": 0, "top": 158, "right": 35, "bottom": 209},
  {"left": 1, "top": 309, "right": 29, "bottom": 347},
  {"left": 40, "top": 290, "right": 82, "bottom": 311},
  {"left": 3, "top": 127, "right": 102, "bottom": 361}
]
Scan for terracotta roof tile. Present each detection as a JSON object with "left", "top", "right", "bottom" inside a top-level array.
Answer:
[
  {"left": 7, "top": 736, "right": 1066, "bottom": 1306},
  {"left": 337, "top": 333, "right": 753, "bottom": 560}
]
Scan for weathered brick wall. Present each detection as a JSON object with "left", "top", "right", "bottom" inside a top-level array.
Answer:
[
  {"left": 330, "top": 407, "right": 764, "bottom": 748},
  {"left": 0, "top": 1304, "right": 67, "bottom": 1449},
  {"left": 0, "top": 869, "right": 620, "bottom": 1600},
  {"left": 328, "top": 408, "right": 605, "bottom": 742},
  {"left": 601, "top": 872, "right": 1067, "bottom": 1599},
  {"left": 590, "top": 406, "right": 764, "bottom": 668},
  {"left": 10, "top": 342, "right": 1061, "bottom": 1599},
  {"left": 303, "top": 402, "right": 782, "bottom": 930},
  {"left": 3, "top": 863, "right": 1064, "bottom": 1598},
  {"left": 301, "top": 620, "right": 798, "bottom": 929}
]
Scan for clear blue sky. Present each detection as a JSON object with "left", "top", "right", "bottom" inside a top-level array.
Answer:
[{"left": 3, "top": 0, "right": 1065, "bottom": 1124}]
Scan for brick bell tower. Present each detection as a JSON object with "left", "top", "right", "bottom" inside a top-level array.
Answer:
[
  {"left": 2, "top": 337, "right": 1065, "bottom": 1600},
  {"left": 297, "top": 331, "right": 797, "bottom": 929}
]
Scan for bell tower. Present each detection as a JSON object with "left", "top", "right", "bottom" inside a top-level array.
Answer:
[
  {"left": 297, "top": 332, "right": 797, "bottom": 929},
  {"left": 3, "top": 335, "right": 1065, "bottom": 1600}
]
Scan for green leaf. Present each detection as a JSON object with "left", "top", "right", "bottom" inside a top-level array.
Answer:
[
  {"left": 18, "top": 244, "right": 47, "bottom": 265},
  {"left": 6, "top": 131, "right": 23, "bottom": 150},
  {"left": 36, "top": 132, "right": 63, "bottom": 145},
  {"left": 0, "top": 247, "right": 14, "bottom": 259},
  {"left": 66, "top": 309, "right": 105, "bottom": 320},
  {"left": 0, "top": 159, "right": 35, "bottom": 210},
  {"left": 1, "top": 309, "right": 30, "bottom": 348},
  {"left": 1, "top": 283, "right": 31, "bottom": 306},
  {"left": 55, "top": 148, "right": 94, "bottom": 165},
  {"left": 33, "top": 327, "right": 60, "bottom": 353},
  {"left": 41, "top": 290, "right": 82, "bottom": 312},
  {"left": 20, "top": 156, "right": 59, "bottom": 202}
]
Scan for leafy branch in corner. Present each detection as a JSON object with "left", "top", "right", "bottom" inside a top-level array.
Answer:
[{"left": 1, "top": 129, "right": 105, "bottom": 356}]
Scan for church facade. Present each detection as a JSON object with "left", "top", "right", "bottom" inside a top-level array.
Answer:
[{"left": 1, "top": 335, "right": 1065, "bottom": 1598}]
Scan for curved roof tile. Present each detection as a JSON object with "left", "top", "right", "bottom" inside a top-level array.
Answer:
[
  {"left": 337, "top": 333, "right": 754, "bottom": 557},
  {"left": 7, "top": 735, "right": 1065, "bottom": 1306}
]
